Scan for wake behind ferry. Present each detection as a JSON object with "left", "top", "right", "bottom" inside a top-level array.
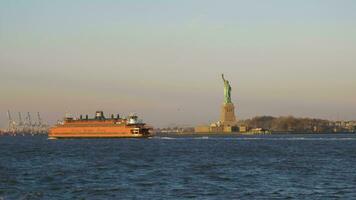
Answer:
[{"left": 49, "top": 111, "right": 153, "bottom": 139}]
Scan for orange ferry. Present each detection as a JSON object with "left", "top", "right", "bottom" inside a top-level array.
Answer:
[{"left": 49, "top": 111, "right": 153, "bottom": 139}]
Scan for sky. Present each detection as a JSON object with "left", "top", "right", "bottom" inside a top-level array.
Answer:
[{"left": 1, "top": 0, "right": 356, "bottom": 128}]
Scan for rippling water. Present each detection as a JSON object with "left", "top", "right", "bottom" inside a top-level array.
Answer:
[{"left": 1, "top": 134, "right": 356, "bottom": 199}]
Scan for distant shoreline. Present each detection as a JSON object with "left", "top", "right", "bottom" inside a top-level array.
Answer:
[
  {"left": 155, "top": 132, "right": 355, "bottom": 136},
  {"left": 0, "top": 132, "right": 355, "bottom": 137}
]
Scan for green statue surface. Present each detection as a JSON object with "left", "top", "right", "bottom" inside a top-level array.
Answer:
[{"left": 222, "top": 74, "right": 232, "bottom": 104}]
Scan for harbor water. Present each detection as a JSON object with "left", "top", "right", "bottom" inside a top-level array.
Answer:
[{"left": 1, "top": 134, "right": 356, "bottom": 199}]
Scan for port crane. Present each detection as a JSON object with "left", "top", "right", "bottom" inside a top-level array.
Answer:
[
  {"left": 7, "top": 110, "right": 17, "bottom": 133},
  {"left": 4, "top": 110, "right": 49, "bottom": 135}
]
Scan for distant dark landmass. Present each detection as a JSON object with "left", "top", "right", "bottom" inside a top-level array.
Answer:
[
  {"left": 157, "top": 116, "right": 356, "bottom": 134},
  {"left": 242, "top": 116, "right": 355, "bottom": 133}
]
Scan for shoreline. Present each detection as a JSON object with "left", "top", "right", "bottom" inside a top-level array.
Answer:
[
  {"left": 155, "top": 132, "right": 355, "bottom": 136},
  {"left": 0, "top": 132, "right": 355, "bottom": 137}
]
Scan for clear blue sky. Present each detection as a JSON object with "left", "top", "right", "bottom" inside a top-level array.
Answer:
[{"left": 1, "top": 0, "right": 356, "bottom": 127}]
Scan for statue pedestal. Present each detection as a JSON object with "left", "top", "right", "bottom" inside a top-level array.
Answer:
[{"left": 220, "top": 103, "right": 237, "bottom": 126}]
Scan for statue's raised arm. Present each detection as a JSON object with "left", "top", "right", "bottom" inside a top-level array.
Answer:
[{"left": 222, "top": 73, "right": 225, "bottom": 82}]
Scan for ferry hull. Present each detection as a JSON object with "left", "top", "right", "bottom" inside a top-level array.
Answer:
[
  {"left": 49, "top": 125, "right": 152, "bottom": 139},
  {"left": 48, "top": 133, "right": 151, "bottom": 139},
  {"left": 48, "top": 111, "right": 153, "bottom": 139}
]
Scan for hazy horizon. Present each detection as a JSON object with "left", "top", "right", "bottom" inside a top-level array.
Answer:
[{"left": 1, "top": 0, "right": 356, "bottom": 128}]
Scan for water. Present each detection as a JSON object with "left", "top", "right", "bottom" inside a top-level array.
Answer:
[{"left": 1, "top": 134, "right": 356, "bottom": 199}]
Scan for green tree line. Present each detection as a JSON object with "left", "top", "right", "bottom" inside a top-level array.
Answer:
[{"left": 242, "top": 116, "right": 335, "bottom": 133}]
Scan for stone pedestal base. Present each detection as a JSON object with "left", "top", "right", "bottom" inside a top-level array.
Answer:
[{"left": 220, "top": 103, "right": 237, "bottom": 126}]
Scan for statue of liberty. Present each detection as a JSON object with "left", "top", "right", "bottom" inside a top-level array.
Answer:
[{"left": 221, "top": 74, "right": 232, "bottom": 104}]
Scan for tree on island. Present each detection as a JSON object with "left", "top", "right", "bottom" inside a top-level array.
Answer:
[{"left": 242, "top": 116, "right": 335, "bottom": 133}]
